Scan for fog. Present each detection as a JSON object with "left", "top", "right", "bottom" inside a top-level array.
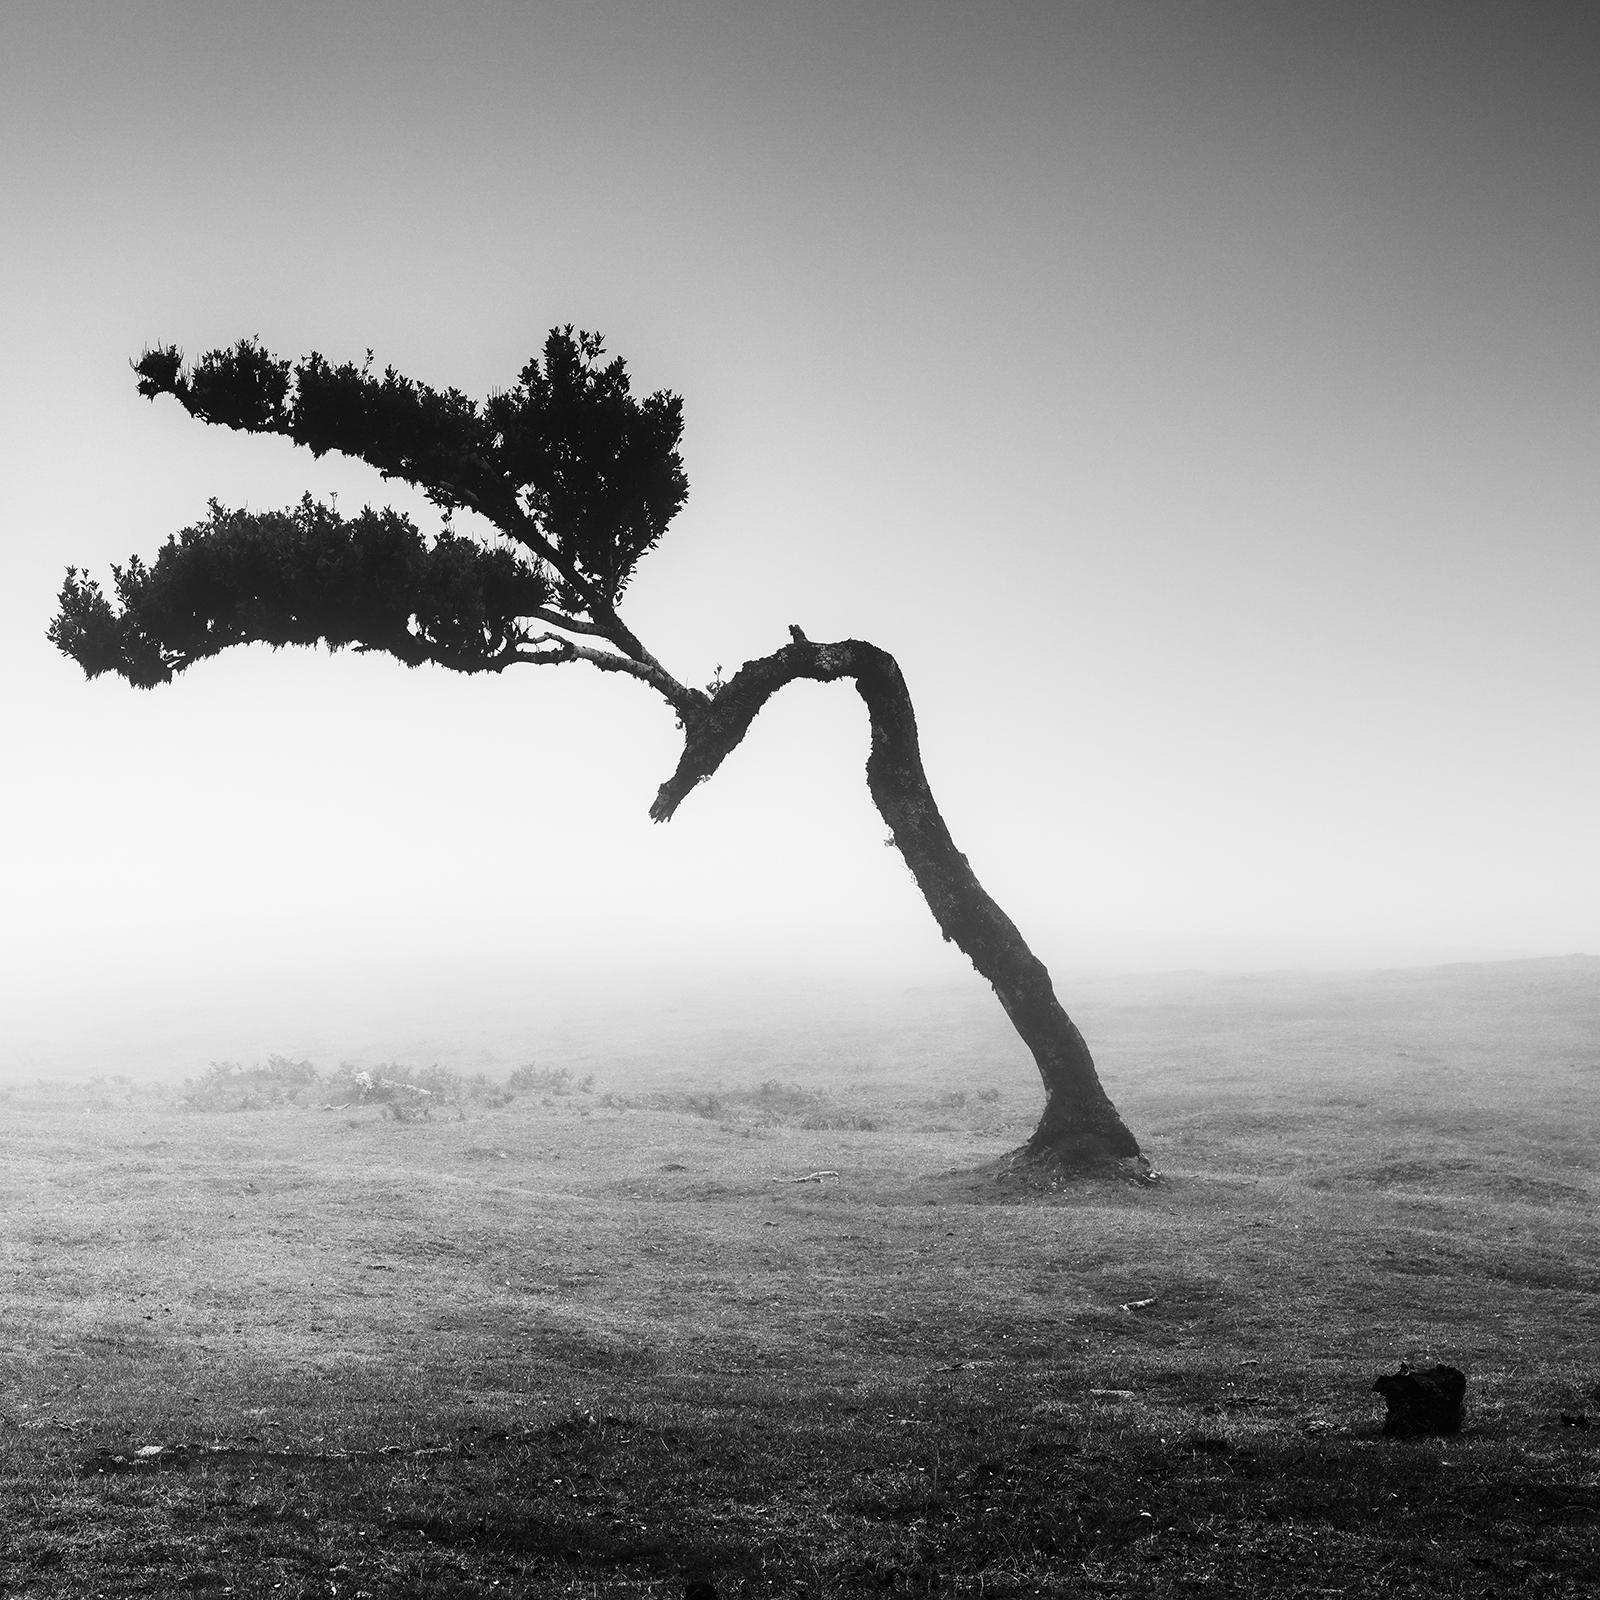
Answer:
[
  {"left": 5, "top": 3, "right": 1598, "bottom": 1078},
  {"left": 3, "top": 921, "right": 1557, "bottom": 1088}
]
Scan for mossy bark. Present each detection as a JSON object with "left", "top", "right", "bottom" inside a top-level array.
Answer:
[{"left": 652, "top": 635, "right": 1142, "bottom": 1173}]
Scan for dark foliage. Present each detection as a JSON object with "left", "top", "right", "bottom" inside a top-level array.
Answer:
[
  {"left": 484, "top": 330, "right": 687, "bottom": 609},
  {"left": 50, "top": 498, "right": 552, "bottom": 686},
  {"left": 127, "top": 327, "right": 685, "bottom": 610},
  {"left": 56, "top": 327, "right": 689, "bottom": 692}
]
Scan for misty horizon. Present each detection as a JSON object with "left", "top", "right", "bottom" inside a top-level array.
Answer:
[
  {"left": 5, "top": 3, "right": 1599, "bottom": 1079},
  {"left": 8, "top": 939, "right": 1593, "bottom": 1087}
]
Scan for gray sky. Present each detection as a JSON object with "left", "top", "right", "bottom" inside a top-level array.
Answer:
[{"left": 4, "top": 1, "right": 1598, "bottom": 1050}]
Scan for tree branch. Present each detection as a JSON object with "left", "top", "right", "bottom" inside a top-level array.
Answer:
[
  {"left": 649, "top": 631, "right": 1020, "bottom": 968},
  {"left": 511, "top": 633, "right": 710, "bottom": 722},
  {"left": 650, "top": 637, "right": 867, "bottom": 821},
  {"left": 442, "top": 481, "right": 627, "bottom": 637}
]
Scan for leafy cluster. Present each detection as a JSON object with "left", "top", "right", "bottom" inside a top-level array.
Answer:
[
  {"left": 131, "top": 326, "right": 686, "bottom": 609},
  {"left": 49, "top": 498, "right": 552, "bottom": 686}
]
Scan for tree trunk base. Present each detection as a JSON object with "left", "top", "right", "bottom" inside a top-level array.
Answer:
[
  {"left": 980, "top": 1144, "right": 1161, "bottom": 1190},
  {"left": 1022, "top": 1088, "right": 1144, "bottom": 1172}
]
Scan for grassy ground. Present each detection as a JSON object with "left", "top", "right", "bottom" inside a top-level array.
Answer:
[{"left": 1, "top": 958, "right": 1596, "bottom": 1597}]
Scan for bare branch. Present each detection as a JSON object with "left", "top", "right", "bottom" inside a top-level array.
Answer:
[
  {"left": 650, "top": 636, "right": 866, "bottom": 821},
  {"left": 508, "top": 632, "right": 710, "bottom": 722}
]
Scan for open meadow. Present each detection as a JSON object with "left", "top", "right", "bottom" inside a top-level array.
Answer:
[{"left": 2, "top": 958, "right": 1597, "bottom": 1597}]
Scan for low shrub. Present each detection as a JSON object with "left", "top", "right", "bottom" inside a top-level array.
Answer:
[
  {"left": 507, "top": 1063, "right": 595, "bottom": 1097},
  {"left": 322, "top": 1062, "right": 519, "bottom": 1116},
  {"left": 800, "top": 1110, "right": 880, "bottom": 1132},
  {"left": 183, "top": 1055, "right": 319, "bottom": 1109},
  {"left": 181, "top": 1057, "right": 551, "bottom": 1115},
  {"left": 752, "top": 1079, "right": 819, "bottom": 1115}
]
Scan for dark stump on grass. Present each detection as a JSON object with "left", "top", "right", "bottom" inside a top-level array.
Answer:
[{"left": 1373, "top": 1363, "right": 1467, "bottom": 1436}]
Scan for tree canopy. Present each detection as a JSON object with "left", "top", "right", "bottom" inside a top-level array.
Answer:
[
  {"left": 52, "top": 327, "right": 692, "bottom": 702},
  {"left": 51, "top": 499, "right": 555, "bottom": 687}
]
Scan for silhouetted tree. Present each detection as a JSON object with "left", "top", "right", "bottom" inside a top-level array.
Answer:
[{"left": 50, "top": 329, "right": 1144, "bottom": 1174}]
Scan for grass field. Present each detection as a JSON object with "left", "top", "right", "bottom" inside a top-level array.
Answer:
[{"left": 2, "top": 957, "right": 1597, "bottom": 1597}]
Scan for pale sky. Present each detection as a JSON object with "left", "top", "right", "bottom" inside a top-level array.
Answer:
[{"left": 3, "top": 2, "right": 1598, "bottom": 1065}]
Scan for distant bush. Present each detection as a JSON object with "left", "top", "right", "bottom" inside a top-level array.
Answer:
[
  {"left": 179, "top": 1055, "right": 567, "bottom": 1114},
  {"left": 330, "top": 1066, "right": 440, "bottom": 1120},
  {"left": 800, "top": 1110, "right": 880, "bottom": 1132},
  {"left": 683, "top": 1091, "right": 726, "bottom": 1121},
  {"left": 184, "top": 1055, "right": 319, "bottom": 1109},
  {"left": 323, "top": 1062, "right": 521, "bottom": 1117},
  {"left": 507, "top": 1063, "right": 595, "bottom": 1097},
  {"left": 752, "top": 1080, "right": 818, "bottom": 1115}
]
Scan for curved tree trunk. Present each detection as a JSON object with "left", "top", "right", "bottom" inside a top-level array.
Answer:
[{"left": 651, "top": 633, "right": 1143, "bottom": 1174}]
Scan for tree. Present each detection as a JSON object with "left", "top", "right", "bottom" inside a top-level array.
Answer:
[{"left": 49, "top": 328, "right": 1146, "bottom": 1176}]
